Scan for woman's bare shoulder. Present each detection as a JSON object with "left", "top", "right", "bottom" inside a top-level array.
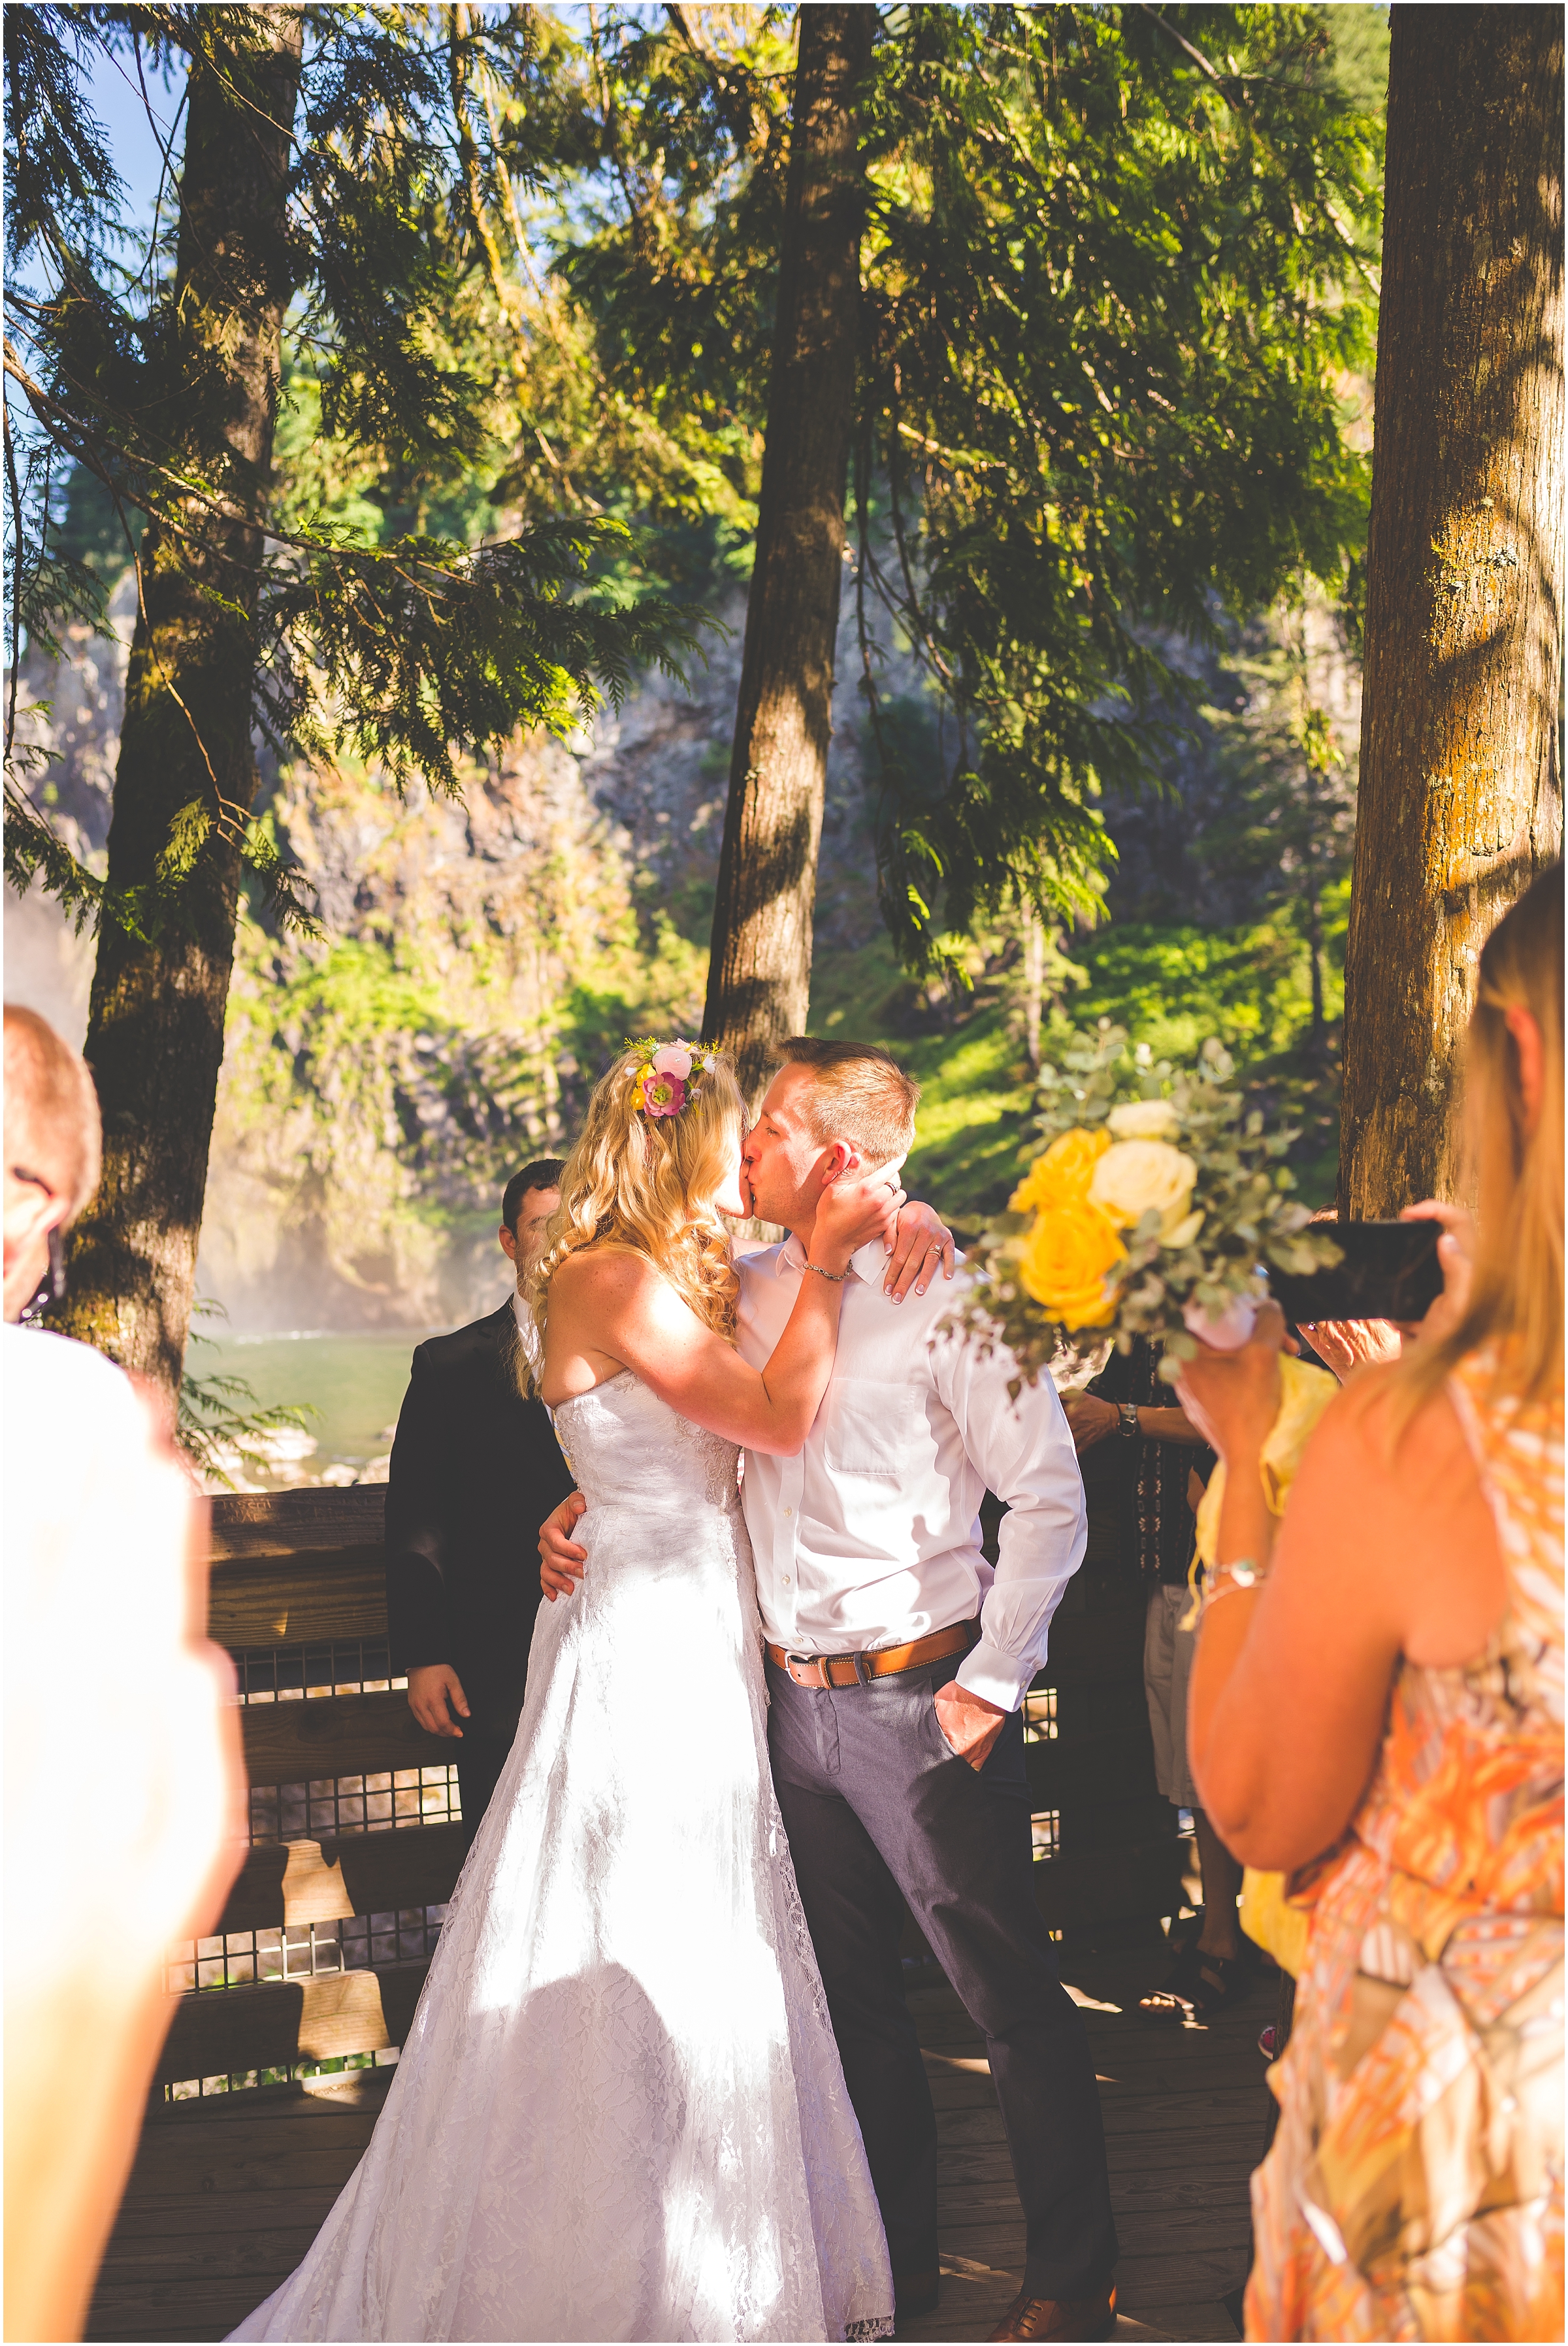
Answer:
[
  {"left": 1292, "top": 1361, "right": 1490, "bottom": 1560},
  {"left": 548, "top": 1245, "right": 690, "bottom": 1342},
  {"left": 549, "top": 1241, "right": 657, "bottom": 1296}
]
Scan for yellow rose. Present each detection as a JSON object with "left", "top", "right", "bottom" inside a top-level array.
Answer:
[
  {"left": 1017, "top": 1198, "right": 1126, "bottom": 1327},
  {"left": 1107, "top": 1099, "right": 1181, "bottom": 1142},
  {"left": 1088, "top": 1138, "right": 1198, "bottom": 1238},
  {"left": 1009, "top": 1126, "right": 1111, "bottom": 1215}
]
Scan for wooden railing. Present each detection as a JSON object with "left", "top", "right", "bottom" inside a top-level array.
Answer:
[
  {"left": 167, "top": 1487, "right": 1186, "bottom": 2087},
  {"left": 161, "top": 1487, "right": 451, "bottom": 2089}
]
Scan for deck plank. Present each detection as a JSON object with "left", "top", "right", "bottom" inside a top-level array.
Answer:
[
  {"left": 895, "top": 1951, "right": 1262, "bottom": 2342},
  {"left": 86, "top": 1955, "right": 1269, "bottom": 2342}
]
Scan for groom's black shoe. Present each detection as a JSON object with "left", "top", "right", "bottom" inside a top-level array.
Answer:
[
  {"left": 894, "top": 2270, "right": 939, "bottom": 2321},
  {"left": 987, "top": 2281, "right": 1116, "bottom": 2341}
]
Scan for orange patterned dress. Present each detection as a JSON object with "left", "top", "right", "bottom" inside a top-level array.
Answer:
[{"left": 1247, "top": 1352, "right": 1564, "bottom": 2343}]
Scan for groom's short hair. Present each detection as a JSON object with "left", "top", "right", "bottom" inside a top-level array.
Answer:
[{"left": 775, "top": 1038, "right": 919, "bottom": 1169}]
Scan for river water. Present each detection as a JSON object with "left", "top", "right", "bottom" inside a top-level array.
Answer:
[{"left": 193, "top": 1328, "right": 440, "bottom": 1489}]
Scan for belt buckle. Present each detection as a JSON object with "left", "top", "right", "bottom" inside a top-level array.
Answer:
[{"left": 789, "top": 1649, "right": 873, "bottom": 1689}]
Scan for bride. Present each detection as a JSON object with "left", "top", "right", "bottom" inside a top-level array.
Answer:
[{"left": 231, "top": 1043, "right": 898, "bottom": 2343}]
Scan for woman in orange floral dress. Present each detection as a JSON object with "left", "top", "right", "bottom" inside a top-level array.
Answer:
[{"left": 1177, "top": 865, "right": 1563, "bottom": 2343}]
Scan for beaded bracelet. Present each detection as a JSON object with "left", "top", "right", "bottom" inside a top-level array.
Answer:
[{"left": 806, "top": 1261, "right": 851, "bottom": 1283}]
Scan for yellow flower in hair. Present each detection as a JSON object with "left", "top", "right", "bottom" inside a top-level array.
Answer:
[
  {"left": 1016, "top": 1197, "right": 1126, "bottom": 1327},
  {"left": 1009, "top": 1125, "right": 1111, "bottom": 1215}
]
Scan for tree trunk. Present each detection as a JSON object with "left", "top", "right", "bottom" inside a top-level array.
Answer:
[
  {"left": 61, "top": 13, "right": 304, "bottom": 1401},
  {"left": 702, "top": 4, "right": 873, "bottom": 1104},
  {"left": 1339, "top": 4, "right": 1563, "bottom": 1217}
]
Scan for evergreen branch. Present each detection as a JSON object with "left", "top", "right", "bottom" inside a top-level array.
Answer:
[
  {"left": 176, "top": 1300, "right": 318, "bottom": 1486},
  {"left": 2, "top": 774, "right": 123, "bottom": 934},
  {"left": 1135, "top": 5, "right": 1381, "bottom": 297},
  {"left": 662, "top": 5, "right": 761, "bottom": 154},
  {"left": 4, "top": 404, "right": 26, "bottom": 774}
]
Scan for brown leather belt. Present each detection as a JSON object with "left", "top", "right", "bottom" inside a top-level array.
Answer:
[{"left": 766, "top": 1617, "right": 979, "bottom": 1691}]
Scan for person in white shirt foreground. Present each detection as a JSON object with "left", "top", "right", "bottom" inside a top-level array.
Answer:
[
  {"left": 543, "top": 1037, "right": 1117, "bottom": 2343},
  {"left": 3, "top": 1004, "right": 244, "bottom": 2341}
]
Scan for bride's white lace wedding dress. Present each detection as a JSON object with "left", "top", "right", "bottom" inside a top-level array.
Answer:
[{"left": 230, "top": 1372, "right": 893, "bottom": 2343}]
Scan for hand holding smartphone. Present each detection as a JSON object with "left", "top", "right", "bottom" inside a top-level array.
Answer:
[{"left": 1269, "top": 1219, "right": 1445, "bottom": 1326}]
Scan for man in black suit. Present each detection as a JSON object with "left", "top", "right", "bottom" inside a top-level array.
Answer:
[{"left": 385, "top": 1160, "right": 575, "bottom": 1844}]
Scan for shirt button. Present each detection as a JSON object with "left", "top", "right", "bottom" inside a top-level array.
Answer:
[
  {"left": 783, "top": 1576, "right": 791, "bottom": 1587},
  {"left": 784, "top": 1507, "right": 792, "bottom": 1517}
]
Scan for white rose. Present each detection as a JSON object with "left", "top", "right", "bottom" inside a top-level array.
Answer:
[
  {"left": 1089, "top": 1138, "right": 1198, "bottom": 1237},
  {"left": 1107, "top": 1099, "right": 1180, "bottom": 1142}
]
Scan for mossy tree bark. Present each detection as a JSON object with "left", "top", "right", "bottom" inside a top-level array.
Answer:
[
  {"left": 1339, "top": 4, "right": 1563, "bottom": 1216},
  {"left": 61, "top": 12, "right": 304, "bottom": 1400},
  {"left": 702, "top": 5, "right": 873, "bottom": 1105}
]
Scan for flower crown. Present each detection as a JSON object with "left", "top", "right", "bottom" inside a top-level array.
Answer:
[{"left": 626, "top": 1036, "right": 719, "bottom": 1120}]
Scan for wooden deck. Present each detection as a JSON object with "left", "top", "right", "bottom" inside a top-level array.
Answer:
[
  {"left": 88, "top": 1946, "right": 1269, "bottom": 2343},
  {"left": 898, "top": 1947, "right": 1264, "bottom": 2343}
]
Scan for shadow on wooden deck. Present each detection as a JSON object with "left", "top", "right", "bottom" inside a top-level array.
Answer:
[
  {"left": 88, "top": 1947, "right": 1270, "bottom": 2343},
  {"left": 896, "top": 1946, "right": 1267, "bottom": 2343}
]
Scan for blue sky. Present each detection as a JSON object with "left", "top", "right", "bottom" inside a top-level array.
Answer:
[{"left": 82, "top": 39, "right": 184, "bottom": 235}]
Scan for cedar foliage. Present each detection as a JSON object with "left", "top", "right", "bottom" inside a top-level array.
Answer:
[
  {"left": 4, "top": 5, "right": 700, "bottom": 939},
  {"left": 3, "top": 4, "right": 1392, "bottom": 1396},
  {"left": 560, "top": 5, "right": 1384, "bottom": 980},
  {"left": 3, "top": 4, "right": 700, "bottom": 1398}
]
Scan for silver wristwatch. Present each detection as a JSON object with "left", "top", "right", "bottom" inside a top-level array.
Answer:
[{"left": 1117, "top": 1402, "right": 1139, "bottom": 1439}]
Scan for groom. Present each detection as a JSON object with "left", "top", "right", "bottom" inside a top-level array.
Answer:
[{"left": 543, "top": 1038, "right": 1117, "bottom": 2341}]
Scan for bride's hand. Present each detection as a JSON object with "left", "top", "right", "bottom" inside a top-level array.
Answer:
[
  {"left": 811, "top": 1165, "right": 904, "bottom": 1268},
  {"left": 884, "top": 1199, "right": 956, "bottom": 1302}
]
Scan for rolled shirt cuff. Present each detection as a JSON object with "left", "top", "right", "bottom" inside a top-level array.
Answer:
[{"left": 955, "top": 1637, "right": 1036, "bottom": 1713}]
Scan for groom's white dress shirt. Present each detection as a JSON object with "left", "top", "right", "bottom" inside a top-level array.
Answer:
[
  {"left": 734, "top": 1235, "right": 1087, "bottom": 1713},
  {"left": 512, "top": 1287, "right": 540, "bottom": 1368}
]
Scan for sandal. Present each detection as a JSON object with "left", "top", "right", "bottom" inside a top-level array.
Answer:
[{"left": 1137, "top": 1941, "right": 1252, "bottom": 2023}]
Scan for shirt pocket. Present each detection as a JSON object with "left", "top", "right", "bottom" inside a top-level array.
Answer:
[{"left": 821, "top": 1378, "right": 932, "bottom": 1479}]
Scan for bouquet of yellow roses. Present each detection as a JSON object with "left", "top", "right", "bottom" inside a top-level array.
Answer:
[{"left": 956, "top": 1024, "right": 1340, "bottom": 1387}]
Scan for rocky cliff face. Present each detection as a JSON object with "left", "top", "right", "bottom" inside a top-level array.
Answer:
[{"left": 6, "top": 580, "right": 899, "bottom": 1330}]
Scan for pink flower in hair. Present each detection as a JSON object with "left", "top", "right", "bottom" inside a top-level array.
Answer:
[
  {"left": 642, "top": 1071, "right": 687, "bottom": 1117},
  {"left": 650, "top": 1044, "right": 694, "bottom": 1080}
]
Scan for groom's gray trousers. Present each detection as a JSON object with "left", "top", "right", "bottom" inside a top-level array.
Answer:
[{"left": 767, "top": 1649, "right": 1119, "bottom": 2303}]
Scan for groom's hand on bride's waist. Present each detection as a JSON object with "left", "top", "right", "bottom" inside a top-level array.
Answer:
[
  {"left": 540, "top": 1493, "right": 589, "bottom": 1601},
  {"left": 934, "top": 1679, "right": 1008, "bottom": 1770}
]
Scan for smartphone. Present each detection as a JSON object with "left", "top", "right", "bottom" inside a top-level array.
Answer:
[{"left": 1268, "top": 1219, "right": 1445, "bottom": 1326}]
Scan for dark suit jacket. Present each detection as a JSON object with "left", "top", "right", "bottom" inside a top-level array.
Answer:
[{"left": 384, "top": 1302, "right": 575, "bottom": 1747}]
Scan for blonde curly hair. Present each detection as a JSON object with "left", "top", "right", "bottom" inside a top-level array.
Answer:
[{"left": 524, "top": 1044, "right": 744, "bottom": 1381}]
